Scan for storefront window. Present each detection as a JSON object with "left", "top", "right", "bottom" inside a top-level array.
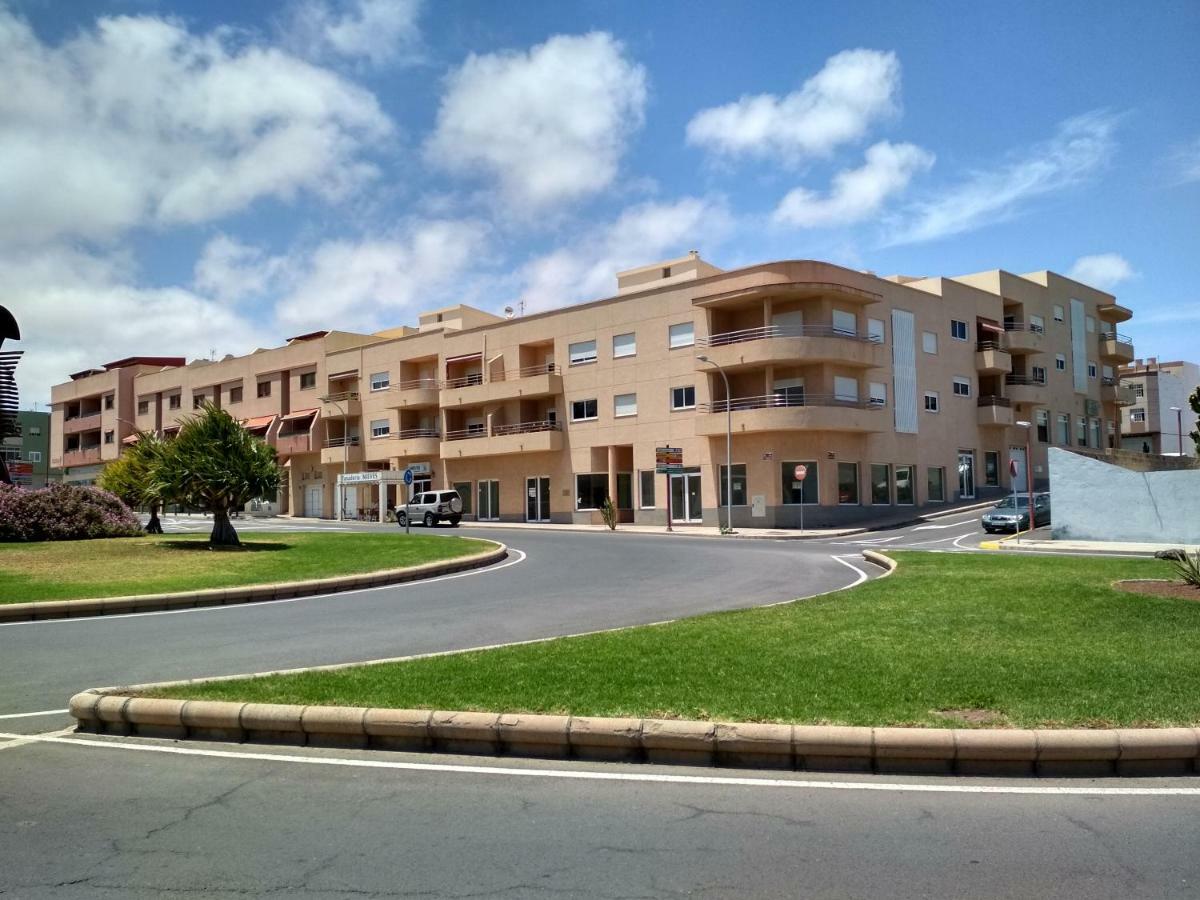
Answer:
[
  {"left": 781, "top": 461, "right": 818, "bottom": 504},
  {"left": 837, "top": 462, "right": 859, "bottom": 505}
]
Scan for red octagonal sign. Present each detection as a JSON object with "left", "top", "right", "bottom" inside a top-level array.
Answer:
[{"left": 794, "top": 464, "right": 808, "bottom": 481}]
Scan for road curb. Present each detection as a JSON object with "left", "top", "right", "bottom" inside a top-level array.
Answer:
[
  {"left": 0, "top": 542, "right": 508, "bottom": 623},
  {"left": 68, "top": 689, "right": 1200, "bottom": 778}
]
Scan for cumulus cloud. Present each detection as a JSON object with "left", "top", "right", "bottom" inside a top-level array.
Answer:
[
  {"left": 2, "top": 246, "right": 256, "bottom": 407},
  {"left": 1168, "top": 136, "right": 1200, "bottom": 184},
  {"left": 517, "top": 197, "right": 731, "bottom": 312},
  {"left": 0, "top": 7, "right": 392, "bottom": 245},
  {"left": 425, "top": 32, "right": 647, "bottom": 213},
  {"left": 283, "top": 0, "right": 423, "bottom": 67},
  {"left": 1068, "top": 253, "right": 1135, "bottom": 290},
  {"left": 883, "top": 110, "right": 1118, "bottom": 246},
  {"left": 193, "top": 235, "right": 291, "bottom": 304},
  {"left": 273, "top": 219, "right": 491, "bottom": 332},
  {"left": 773, "top": 141, "right": 933, "bottom": 228},
  {"left": 686, "top": 49, "right": 900, "bottom": 163}
]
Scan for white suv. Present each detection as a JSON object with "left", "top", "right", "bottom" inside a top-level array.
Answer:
[{"left": 396, "top": 490, "right": 463, "bottom": 528}]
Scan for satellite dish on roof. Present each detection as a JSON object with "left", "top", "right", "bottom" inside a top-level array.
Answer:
[{"left": 503, "top": 306, "right": 515, "bottom": 319}]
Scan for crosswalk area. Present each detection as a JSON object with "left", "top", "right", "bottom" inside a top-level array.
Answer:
[{"left": 156, "top": 515, "right": 353, "bottom": 533}]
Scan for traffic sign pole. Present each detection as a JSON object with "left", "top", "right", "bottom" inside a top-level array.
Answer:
[
  {"left": 1009, "top": 457, "right": 1019, "bottom": 544},
  {"left": 403, "top": 467, "right": 414, "bottom": 534},
  {"left": 794, "top": 464, "right": 808, "bottom": 534}
]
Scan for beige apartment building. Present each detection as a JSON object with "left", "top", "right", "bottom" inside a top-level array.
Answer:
[
  {"left": 51, "top": 254, "right": 1136, "bottom": 527},
  {"left": 1119, "top": 358, "right": 1200, "bottom": 457}
]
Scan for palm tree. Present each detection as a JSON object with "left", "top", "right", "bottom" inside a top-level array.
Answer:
[
  {"left": 156, "top": 403, "right": 281, "bottom": 546},
  {"left": 98, "top": 431, "right": 170, "bottom": 534}
]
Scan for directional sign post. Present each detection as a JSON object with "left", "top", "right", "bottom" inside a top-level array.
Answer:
[
  {"left": 794, "top": 465, "right": 808, "bottom": 534},
  {"left": 403, "top": 468, "right": 414, "bottom": 534},
  {"left": 656, "top": 447, "right": 683, "bottom": 532}
]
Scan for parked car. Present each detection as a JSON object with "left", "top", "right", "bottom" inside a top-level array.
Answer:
[
  {"left": 981, "top": 493, "right": 1051, "bottom": 533},
  {"left": 395, "top": 490, "right": 463, "bottom": 528}
]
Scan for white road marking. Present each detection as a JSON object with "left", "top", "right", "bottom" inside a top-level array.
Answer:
[
  {"left": 6, "top": 732, "right": 1200, "bottom": 797},
  {"left": 912, "top": 521, "right": 974, "bottom": 531},
  {"left": 0, "top": 708, "right": 69, "bottom": 719},
  {"left": 829, "top": 535, "right": 905, "bottom": 546},
  {"left": 829, "top": 555, "right": 870, "bottom": 588},
  {"left": 907, "top": 532, "right": 979, "bottom": 547},
  {"left": 0, "top": 548, "right": 528, "bottom": 629},
  {"left": 0, "top": 727, "right": 75, "bottom": 751},
  {"left": 953, "top": 531, "right": 984, "bottom": 550}
]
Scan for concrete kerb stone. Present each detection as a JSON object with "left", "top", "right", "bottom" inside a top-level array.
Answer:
[
  {"left": 860, "top": 549, "right": 897, "bottom": 576},
  {"left": 301, "top": 705, "right": 369, "bottom": 749},
  {"left": 568, "top": 716, "right": 643, "bottom": 762},
  {"left": 431, "top": 710, "right": 501, "bottom": 755},
  {"left": 497, "top": 713, "right": 572, "bottom": 758},
  {"left": 714, "top": 722, "right": 793, "bottom": 769},
  {"left": 0, "top": 542, "right": 506, "bottom": 623},
  {"left": 641, "top": 719, "right": 717, "bottom": 766},
  {"left": 363, "top": 708, "right": 432, "bottom": 752}
]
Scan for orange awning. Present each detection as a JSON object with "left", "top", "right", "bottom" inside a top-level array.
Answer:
[
  {"left": 240, "top": 414, "right": 276, "bottom": 432},
  {"left": 977, "top": 318, "right": 1004, "bottom": 334},
  {"left": 121, "top": 434, "right": 140, "bottom": 445},
  {"left": 279, "top": 407, "right": 318, "bottom": 422}
]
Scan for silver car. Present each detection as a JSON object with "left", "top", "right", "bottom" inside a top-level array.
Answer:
[
  {"left": 981, "top": 493, "right": 1051, "bottom": 533},
  {"left": 396, "top": 490, "right": 463, "bottom": 528}
]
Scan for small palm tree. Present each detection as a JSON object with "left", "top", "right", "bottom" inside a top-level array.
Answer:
[
  {"left": 156, "top": 403, "right": 281, "bottom": 546},
  {"left": 99, "top": 431, "right": 170, "bottom": 534}
]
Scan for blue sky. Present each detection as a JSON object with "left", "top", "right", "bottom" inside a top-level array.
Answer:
[{"left": 3, "top": 0, "right": 1197, "bottom": 405}]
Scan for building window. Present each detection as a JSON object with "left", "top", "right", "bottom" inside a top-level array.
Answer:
[
  {"left": 781, "top": 461, "right": 818, "bottom": 505},
  {"left": 193, "top": 394, "right": 205, "bottom": 409},
  {"left": 1036, "top": 409, "right": 1049, "bottom": 443},
  {"left": 895, "top": 465, "right": 915, "bottom": 505},
  {"left": 103, "top": 430, "right": 114, "bottom": 444},
  {"left": 952, "top": 377, "right": 971, "bottom": 398},
  {"left": 1030, "top": 314, "right": 1045, "bottom": 333},
  {"left": 1077, "top": 416, "right": 1088, "bottom": 446},
  {"left": 833, "top": 376, "right": 859, "bottom": 402},
  {"left": 370, "top": 372, "right": 390, "bottom": 391},
  {"left": 1131, "top": 407, "right": 1146, "bottom": 423},
  {"left": 1086, "top": 315, "right": 1095, "bottom": 333},
  {"left": 868, "top": 381, "right": 887, "bottom": 406},
  {"left": 299, "top": 371, "right": 316, "bottom": 390},
  {"left": 870, "top": 464, "right": 890, "bottom": 504},
  {"left": 137, "top": 399, "right": 150, "bottom": 415},
  {"left": 867, "top": 317, "right": 885, "bottom": 343},
  {"left": 773, "top": 379, "right": 805, "bottom": 403},
  {"left": 614, "top": 393, "right": 637, "bottom": 418},
  {"left": 1032, "top": 366, "right": 1047, "bottom": 384},
  {"left": 639, "top": 470, "right": 656, "bottom": 509},
  {"left": 616, "top": 473, "right": 633, "bottom": 510},
  {"left": 668, "top": 322, "right": 695, "bottom": 349},
  {"left": 1090, "top": 418, "right": 1101, "bottom": 448},
  {"left": 950, "top": 319, "right": 968, "bottom": 341},
  {"left": 575, "top": 473, "right": 609, "bottom": 511},
  {"left": 922, "top": 331, "right": 938, "bottom": 354},
  {"left": 924, "top": 391, "right": 940, "bottom": 413},
  {"left": 570, "top": 398, "right": 598, "bottom": 421},
  {"left": 837, "top": 462, "right": 859, "bottom": 505},
  {"left": 613, "top": 332, "right": 636, "bottom": 358},
  {"left": 1087, "top": 361, "right": 1098, "bottom": 379},
  {"left": 1057, "top": 413, "right": 1071, "bottom": 443},
  {"left": 1056, "top": 354, "right": 1066, "bottom": 371},
  {"left": 104, "top": 394, "right": 114, "bottom": 410},
  {"left": 719, "top": 464, "right": 748, "bottom": 506},
  {"left": 257, "top": 381, "right": 271, "bottom": 398},
  {"left": 1053, "top": 305, "right": 1064, "bottom": 322},
  {"left": 28, "top": 451, "right": 41, "bottom": 463},
  {"left": 662, "top": 266, "right": 671, "bottom": 278},
  {"left": 229, "top": 386, "right": 243, "bottom": 404},
  {"left": 671, "top": 385, "right": 696, "bottom": 410},
  {"left": 370, "top": 418, "right": 390, "bottom": 438},
  {"left": 927, "top": 467, "right": 946, "bottom": 503},
  {"left": 985, "top": 451, "right": 1000, "bottom": 486},
  {"left": 169, "top": 394, "right": 181, "bottom": 410},
  {"left": 29, "top": 426, "right": 40, "bottom": 436},
  {"left": 1133, "top": 383, "right": 1145, "bottom": 399},
  {"left": 569, "top": 339, "right": 597, "bottom": 366},
  {"left": 832, "top": 309, "right": 857, "bottom": 336}
]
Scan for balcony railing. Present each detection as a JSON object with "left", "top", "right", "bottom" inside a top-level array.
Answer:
[
  {"left": 1004, "top": 374, "right": 1046, "bottom": 386},
  {"left": 977, "top": 395, "right": 1012, "bottom": 408},
  {"left": 445, "top": 426, "right": 488, "bottom": 441},
  {"left": 976, "top": 340, "right": 1007, "bottom": 352},
  {"left": 443, "top": 373, "right": 484, "bottom": 390},
  {"left": 395, "top": 378, "right": 441, "bottom": 391},
  {"left": 491, "top": 362, "right": 557, "bottom": 381},
  {"left": 696, "top": 325, "right": 882, "bottom": 348},
  {"left": 1102, "top": 376, "right": 1119, "bottom": 387},
  {"left": 63, "top": 410, "right": 103, "bottom": 423},
  {"left": 1100, "top": 331, "right": 1132, "bottom": 343},
  {"left": 1003, "top": 322, "right": 1045, "bottom": 334},
  {"left": 324, "top": 391, "right": 360, "bottom": 403},
  {"left": 492, "top": 420, "right": 562, "bottom": 436},
  {"left": 698, "top": 394, "right": 883, "bottom": 414},
  {"left": 387, "top": 428, "right": 440, "bottom": 440},
  {"left": 323, "top": 435, "right": 361, "bottom": 448}
]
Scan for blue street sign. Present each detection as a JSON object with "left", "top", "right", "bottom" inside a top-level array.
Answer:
[{"left": 403, "top": 468, "right": 414, "bottom": 485}]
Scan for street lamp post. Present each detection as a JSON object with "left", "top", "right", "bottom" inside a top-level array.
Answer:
[
  {"left": 1015, "top": 420, "right": 1033, "bottom": 540},
  {"left": 1169, "top": 406, "right": 1183, "bottom": 456},
  {"left": 320, "top": 395, "right": 349, "bottom": 520},
  {"left": 696, "top": 355, "right": 733, "bottom": 534}
]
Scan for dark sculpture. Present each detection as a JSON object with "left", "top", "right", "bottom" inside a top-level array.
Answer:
[{"left": 0, "top": 306, "right": 21, "bottom": 486}]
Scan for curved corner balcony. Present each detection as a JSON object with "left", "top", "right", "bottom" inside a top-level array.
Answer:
[
  {"left": 976, "top": 396, "right": 1013, "bottom": 427},
  {"left": 695, "top": 325, "right": 887, "bottom": 370},
  {"left": 1099, "top": 332, "right": 1134, "bottom": 364},
  {"left": 1003, "top": 373, "right": 1047, "bottom": 404},
  {"left": 695, "top": 393, "right": 885, "bottom": 435},
  {"left": 1002, "top": 323, "right": 1045, "bottom": 355}
]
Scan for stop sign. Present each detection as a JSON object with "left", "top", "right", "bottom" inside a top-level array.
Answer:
[{"left": 794, "top": 464, "right": 808, "bottom": 481}]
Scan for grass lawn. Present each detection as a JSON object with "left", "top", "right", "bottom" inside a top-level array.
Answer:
[
  {"left": 154, "top": 552, "right": 1200, "bottom": 729},
  {"left": 0, "top": 532, "right": 491, "bottom": 603}
]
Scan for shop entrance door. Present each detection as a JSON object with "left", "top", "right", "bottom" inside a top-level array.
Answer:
[
  {"left": 670, "top": 472, "right": 702, "bottom": 523},
  {"left": 525, "top": 477, "right": 551, "bottom": 522}
]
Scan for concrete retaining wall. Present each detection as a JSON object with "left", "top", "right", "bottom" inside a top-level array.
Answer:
[{"left": 1049, "top": 447, "right": 1200, "bottom": 544}]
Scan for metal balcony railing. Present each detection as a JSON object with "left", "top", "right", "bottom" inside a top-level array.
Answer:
[
  {"left": 323, "top": 435, "right": 361, "bottom": 448},
  {"left": 389, "top": 428, "right": 440, "bottom": 440},
  {"left": 697, "top": 393, "right": 884, "bottom": 414},
  {"left": 977, "top": 395, "right": 1012, "bottom": 408},
  {"left": 323, "top": 391, "right": 360, "bottom": 403},
  {"left": 696, "top": 324, "right": 882, "bottom": 348},
  {"left": 492, "top": 420, "right": 562, "bottom": 436},
  {"left": 444, "top": 426, "right": 488, "bottom": 441},
  {"left": 1102, "top": 376, "right": 1120, "bottom": 387},
  {"left": 975, "top": 340, "right": 1009, "bottom": 352},
  {"left": 1100, "top": 331, "right": 1132, "bottom": 344},
  {"left": 443, "top": 373, "right": 484, "bottom": 390},
  {"left": 1003, "top": 322, "right": 1045, "bottom": 334},
  {"left": 491, "top": 362, "right": 557, "bottom": 382},
  {"left": 394, "top": 378, "right": 441, "bottom": 391},
  {"left": 1005, "top": 374, "right": 1046, "bottom": 386}
]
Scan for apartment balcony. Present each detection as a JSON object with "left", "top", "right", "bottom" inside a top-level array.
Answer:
[
  {"left": 274, "top": 433, "right": 313, "bottom": 457},
  {"left": 976, "top": 396, "right": 1014, "bottom": 428},
  {"left": 385, "top": 379, "right": 441, "bottom": 410},
  {"left": 62, "top": 412, "right": 103, "bottom": 435},
  {"left": 1100, "top": 332, "right": 1134, "bottom": 364},
  {"left": 439, "top": 365, "right": 563, "bottom": 409},
  {"left": 321, "top": 435, "right": 363, "bottom": 465},
  {"left": 1101, "top": 377, "right": 1136, "bottom": 406},
  {"left": 694, "top": 394, "right": 885, "bottom": 435},
  {"left": 975, "top": 341, "right": 1013, "bottom": 375},
  {"left": 440, "top": 420, "right": 563, "bottom": 459},
  {"left": 694, "top": 326, "right": 886, "bottom": 371},
  {"left": 1004, "top": 374, "right": 1047, "bottom": 404},
  {"left": 1097, "top": 302, "right": 1133, "bottom": 323},
  {"left": 61, "top": 447, "right": 103, "bottom": 467},
  {"left": 378, "top": 428, "right": 441, "bottom": 459},
  {"left": 320, "top": 391, "right": 361, "bottom": 418},
  {"left": 1002, "top": 324, "right": 1045, "bottom": 355}
]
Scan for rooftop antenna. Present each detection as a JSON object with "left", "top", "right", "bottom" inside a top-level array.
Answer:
[
  {"left": 209, "top": 348, "right": 216, "bottom": 361},
  {"left": 503, "top": 306, "right": 514, "bottom": 319}
]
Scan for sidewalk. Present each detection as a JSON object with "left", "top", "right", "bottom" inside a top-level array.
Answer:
[{"left": 990, "top": 536, "right": 1200, "bottom": 555}]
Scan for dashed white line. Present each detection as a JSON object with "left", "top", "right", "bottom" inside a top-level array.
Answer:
[{"left": 0, "top": 708, "right": 69, "bottom": 719}]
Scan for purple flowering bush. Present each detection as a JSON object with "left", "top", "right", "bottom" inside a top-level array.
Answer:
[{"left": 0, "top": 483, "right": 143, "bottom": 542}]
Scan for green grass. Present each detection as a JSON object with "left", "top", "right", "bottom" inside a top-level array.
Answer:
[
  {"left": 153, "top": 552, "right": 1200, "bottom": 728},
  {"left": 0, "top": 532, "right": 490, "bottom": 603}
]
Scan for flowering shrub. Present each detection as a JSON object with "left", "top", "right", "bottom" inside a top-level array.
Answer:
[{"left": 0, "top": 483, "right": 143, "bottom": 542}]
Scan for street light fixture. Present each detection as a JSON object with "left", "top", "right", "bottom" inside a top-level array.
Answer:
[
  {"left": 696, "top": 355, "right": 733, "bottom": 534},
  {"left": 1015, "top": 420, "right": 1034, "bottom": 541},
  {"left": 1169, "top": 406, "right": 1183, "bottom": 456}
]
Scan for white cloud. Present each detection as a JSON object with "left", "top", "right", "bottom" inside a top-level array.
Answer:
[
  {"left": 884, "top": 110, "right": 1118, "bottom": 246},
  {"left": 773, "top": 141, "right": 933, "bottom": 228},
  {"left": 1068, "top": 253, "right": 1135, "bottom": 290},
  {"left": 0, "top": 7, "right": 391, "bottom": 245},
  {"left": 686, "top": 49, "right": 900, "bottom": 163},
  {"left": 283, "top": 0, "right": 422, "bottom": 67},
  {"left": 273, "top": 219, "right": 491, "bottom": 332},
  {"left": 1168, "top": 136, "right": 1200, "bottom": 184},
  {"left": 194, "top": 235, "right": 290, "bottom": 304},
  {"left": 1, "top": 246, "right": 256, "bottom": 407},
  {"left": 518, "top": 197, "right": 731, "bottom": 313},
  {"left": 425, "top": 32, "right": 647, "bottom": 213}
]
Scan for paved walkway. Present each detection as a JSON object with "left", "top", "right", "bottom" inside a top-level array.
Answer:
[{"left": 994, "top": 536, "right": 1200, "bottom": 555}]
